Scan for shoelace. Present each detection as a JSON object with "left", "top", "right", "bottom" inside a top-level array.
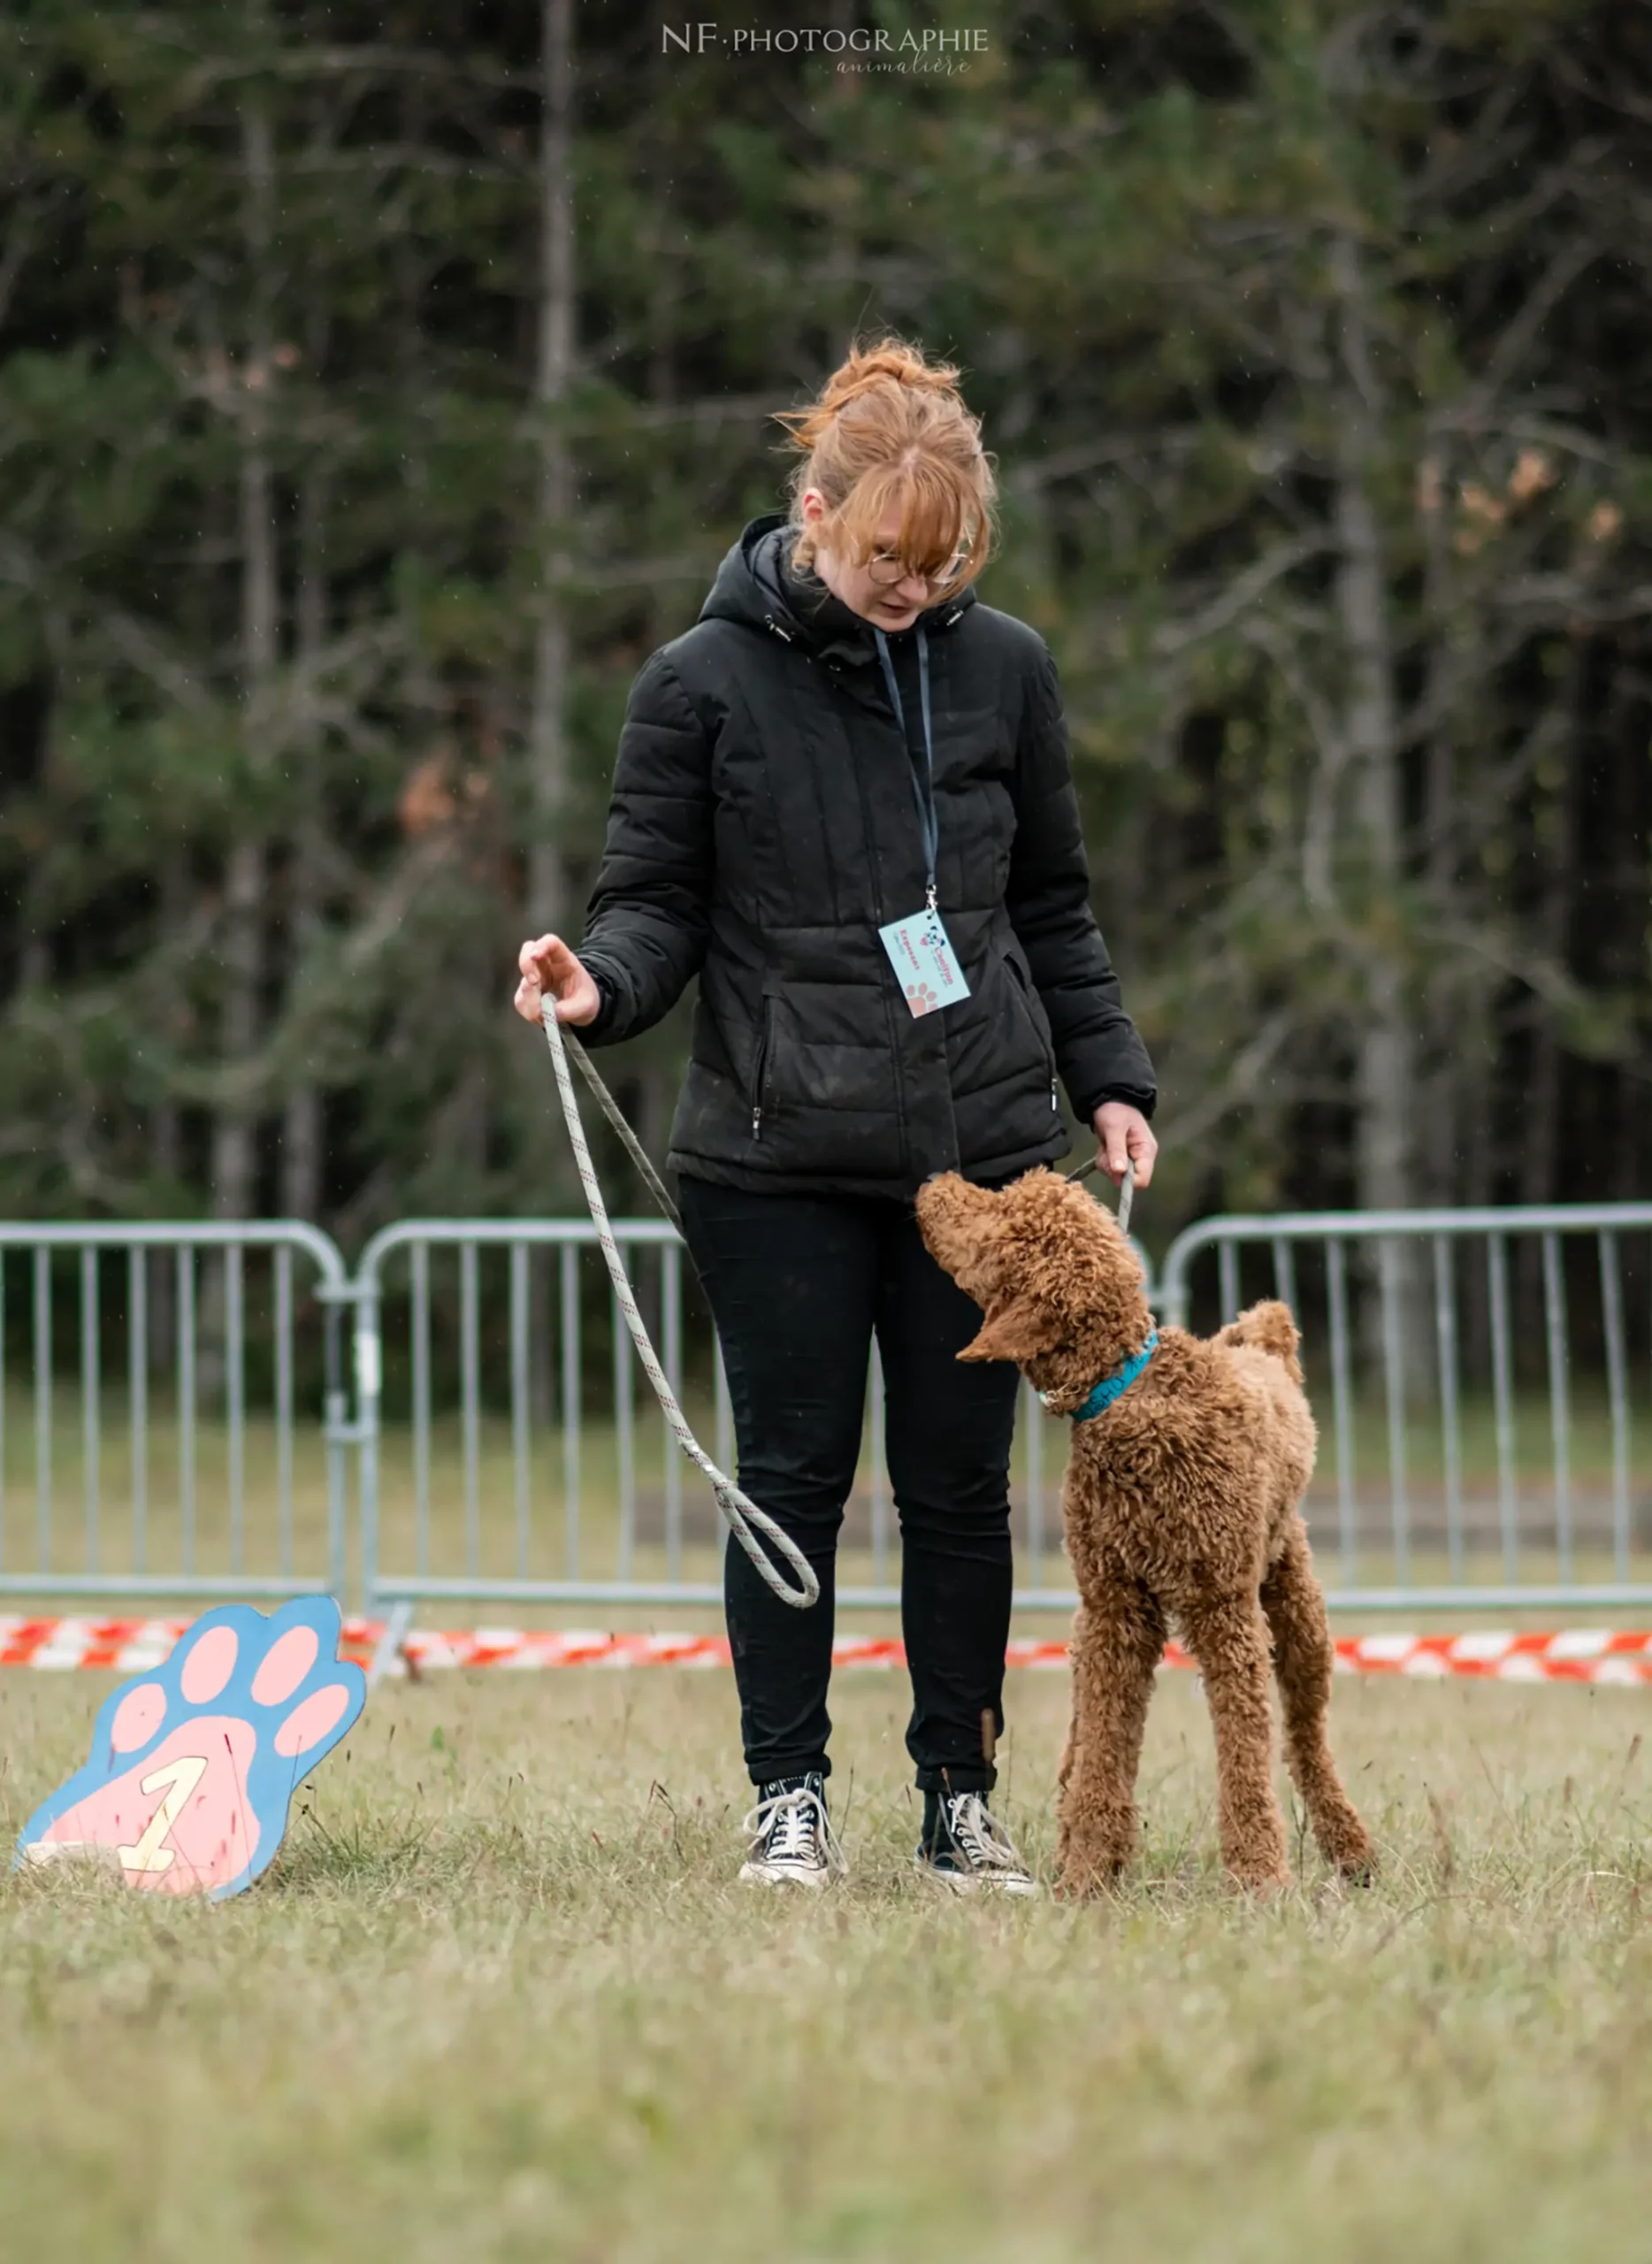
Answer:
[
  {"left": 942, "top": 1794, "right": 1031, "bottom": 1876},
  {"left": 742, "top": 1784, "right": 845, "bottom": 1874}
]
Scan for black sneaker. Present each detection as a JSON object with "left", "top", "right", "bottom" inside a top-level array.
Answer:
[
  {"left": 739, "top": 1771, "right": 845, "bottom": 1889},
  {"left": 915, "top": 1789, "right": 1040, "bottom": 1897}
]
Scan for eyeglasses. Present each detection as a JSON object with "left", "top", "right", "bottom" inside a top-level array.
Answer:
[{"left": 864, "top": 547, "right": 971, "bottom": 592}]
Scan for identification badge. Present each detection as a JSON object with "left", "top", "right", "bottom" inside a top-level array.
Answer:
[{"left": 878, "top": 906, "right": 972, "bottom": 1019}]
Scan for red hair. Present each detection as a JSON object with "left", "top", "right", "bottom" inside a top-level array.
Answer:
[{"left": 772, "top": 334, "right": 998, "bottom": 591}]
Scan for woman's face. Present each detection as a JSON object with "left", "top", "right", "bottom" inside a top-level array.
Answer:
[{"left": 799, "top": 490, "right": 955, "bottom": 632}]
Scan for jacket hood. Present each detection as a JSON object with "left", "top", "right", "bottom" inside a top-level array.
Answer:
[{"left": 698, "top": 512, "right": 977, "bottom": 666}]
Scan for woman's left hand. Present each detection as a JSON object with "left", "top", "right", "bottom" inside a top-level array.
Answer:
[{"left": 1091, "top": 1102, "right": 1157, "bottom": 1190}]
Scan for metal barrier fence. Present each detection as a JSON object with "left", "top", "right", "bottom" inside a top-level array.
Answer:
[
  {"left": 6, "top": 1203, "right": 1652, "bottom": 1618},
  {"left": 1158, "top": 1205, "right": 1652, "bottom": 1610},
  {"left": 0, "top": 1222, "right": 353, "bottom": 1602},
  {"left": 350, "top": 1218, "right": 1082, "bottom": 1615}
]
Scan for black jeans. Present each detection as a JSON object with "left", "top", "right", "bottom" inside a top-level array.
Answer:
[{"left": 677, "top": 1174, "right": 1021, "bottom": 1794}]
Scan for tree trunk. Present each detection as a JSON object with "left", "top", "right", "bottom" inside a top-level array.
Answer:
[
  {"left": 1331, "top": 234, "right": 1416, "bottom": 1218},
  {"left": 525, "top": 0, "right": 577, "bottom": 938},
  {"left": 1520, "top": 648, "right": 1582, "bottom": 1220},
  {"left": 1330, "top": 234, "right": 1427, "bottom": 1399},
  {"left": 1418, "top": 440, "right": 1460, "bottom": 1210},
  {"left": 280, "top": 454, "right": 328, "bottom": 1222},
  {"left": 1516, "top": 653, "right": 1581, "bottom": 1358},
  {"left": 210, "top": 57, "right": 277, "bottom": 1223}
]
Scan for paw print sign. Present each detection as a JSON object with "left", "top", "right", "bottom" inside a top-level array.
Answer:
[
  {"left": 15, "top": 1597, "right": 366, "bottom": 1901},
  {"left": 904, "top": 980, "right": 941, "bottom": 1018}
]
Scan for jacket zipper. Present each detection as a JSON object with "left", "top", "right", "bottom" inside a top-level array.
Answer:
[
  {"left": 845, "top": 710, "right": 914, "bottom": 1175},
  {"left": 809, "top": 654, "right": 913, "bottom": 1173},
  {"left": 750, "top": 997, "right": 774, "bottom": 1140},
  {"left": 772, "top": 608, "right": 965, "bottom": 1174}
]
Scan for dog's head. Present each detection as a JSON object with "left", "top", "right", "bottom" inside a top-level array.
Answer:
[{"left": 914, "top": 1167, "right": 1153, "bottom": 1407}]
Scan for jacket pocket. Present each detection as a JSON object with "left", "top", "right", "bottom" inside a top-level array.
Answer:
[
  {"left": 748, "top": 997, "right": 775, "bottom": 1141},
  {"left": 1004, "top": 948, "right": 1058, "bottom": 1087}
]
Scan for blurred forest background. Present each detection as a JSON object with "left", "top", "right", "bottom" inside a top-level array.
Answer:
[{"left": 3, "top": 0, "right": 1650, "bottom": 1246}]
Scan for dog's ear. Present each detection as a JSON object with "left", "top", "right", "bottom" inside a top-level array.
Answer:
[{"left": 960, "top": 1292, "right": 1063, "bottom": 1365}]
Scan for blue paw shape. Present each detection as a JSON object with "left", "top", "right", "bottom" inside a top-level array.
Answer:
[{"left": 15, "top": 1596, "right": 367, "bottom": 1901}]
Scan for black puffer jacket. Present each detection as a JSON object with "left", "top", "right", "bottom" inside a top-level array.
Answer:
[{"left": 576, "top": 512, "right": 1156, "bottom": 1199}]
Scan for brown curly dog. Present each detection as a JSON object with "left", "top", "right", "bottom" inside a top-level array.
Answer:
[{"left": 915, "top": 1167, "right": 1373, "bottom": 1896}]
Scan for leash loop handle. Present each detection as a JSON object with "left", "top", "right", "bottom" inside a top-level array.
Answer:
[{"left": 539, "top": 1004, "right": 819, "bottom": 1611}]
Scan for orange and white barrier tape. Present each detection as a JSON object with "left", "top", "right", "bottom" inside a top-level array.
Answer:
[{"left": 4, "top": 1617, "right": 1652, "bottom": 1684}]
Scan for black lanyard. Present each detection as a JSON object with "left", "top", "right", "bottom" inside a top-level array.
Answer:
[{"left": 872, "top": 624, "right": 937, "bottom": 913}]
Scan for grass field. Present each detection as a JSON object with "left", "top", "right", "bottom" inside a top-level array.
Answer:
[{"left": 4, "top": 1665, "right": 1652, "bottom": 2261}]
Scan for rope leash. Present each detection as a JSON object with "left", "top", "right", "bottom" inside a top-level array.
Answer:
[
  {"left": 1067, "top": 1151, "right": 1136, "bottom": 1235},
  {"left": 539, "top": 1003, "right": 819, "bottom": 1610},
  {"left": 562, "top": 1032, "right": 683, "bottom": 1235}
]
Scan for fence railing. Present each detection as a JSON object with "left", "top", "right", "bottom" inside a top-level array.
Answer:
[
  {"left": 4, "top": 1203, "right": 1652, "bottom": 1619},
  {"left": 1158, "top": 1205, "right": 1652, "bottom": 1610},
  {"left": 0, "top": 1222, "right": 353, "bottom": 1602},
  {"left": 349, "top": 1217, "right": 1074, "bottom": 1614}
]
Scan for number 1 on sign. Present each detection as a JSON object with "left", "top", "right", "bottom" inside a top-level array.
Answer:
[{"left": 116, "top": 1755, "right": 208, "bottom": 1876}]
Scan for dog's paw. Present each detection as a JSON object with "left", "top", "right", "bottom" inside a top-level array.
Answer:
[
  {"left": 1227, "top": 1861, "right": 1294, "bottom": 1897},
  {"left": 16, "top": 1600, "right": 365, "bottom": 1900},
  {"left": 1317, "top": 1809, "right": 1376, "bottom": 1885},
  {"left": 1054, "top": 1873, "right": 1128, "bottom": 1903},
  {"left": 1053, "top": 1844, "right": 1133, "bottom": 1901}
]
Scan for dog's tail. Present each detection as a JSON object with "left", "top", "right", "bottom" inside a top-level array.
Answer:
[{"left": 1218, "top": 1298, "right": 1303, "bottom": 1385}]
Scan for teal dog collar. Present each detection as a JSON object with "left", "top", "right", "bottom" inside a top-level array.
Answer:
[{"left": 1050, "top": 1327, "right": 1159, "bottom": 1423}]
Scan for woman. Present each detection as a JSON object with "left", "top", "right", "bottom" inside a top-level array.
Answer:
[{"left": 515, "top": 337, "right": 1157, "bottom": 1893}]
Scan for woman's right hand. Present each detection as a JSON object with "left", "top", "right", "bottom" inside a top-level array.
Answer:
[{"left": 514, "top": 934, "right": 602, "bottom": 1028}]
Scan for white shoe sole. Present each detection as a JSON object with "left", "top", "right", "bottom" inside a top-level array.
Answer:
[
  {"left": 914, "top": 1855, "right": 1042, "bottom": 1898},
  {"left": 739, "top": 1859, "right": 834, "bottom": 1889}
]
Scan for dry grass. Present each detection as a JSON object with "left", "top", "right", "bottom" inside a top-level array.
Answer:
[{"left": 4, "top": 1665, "right": 1652, "bottom": 2260}]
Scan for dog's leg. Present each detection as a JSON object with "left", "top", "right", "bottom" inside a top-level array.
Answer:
[
  {"left": 1182, "top": 1595, "right": 1291, "bottom": 1892},
  {"left": 1260, "top": 1520, "right": 1373, "bottom": 1881},
  {"left": 1056, "top": 1586, "right": 1165, "bottom": 1898},
  {"left": 1056, "top": 1623, "right": 1077, "bottom": 1797}
]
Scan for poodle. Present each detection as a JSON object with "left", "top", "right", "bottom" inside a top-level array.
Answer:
[{"left": 915, "top": 1167, "right": 1373, "bottom": 1896}]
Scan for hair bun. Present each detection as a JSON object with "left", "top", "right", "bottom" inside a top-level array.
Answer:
[{"left": 822, "top": 340, "right": 962, "bottom": 418}]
